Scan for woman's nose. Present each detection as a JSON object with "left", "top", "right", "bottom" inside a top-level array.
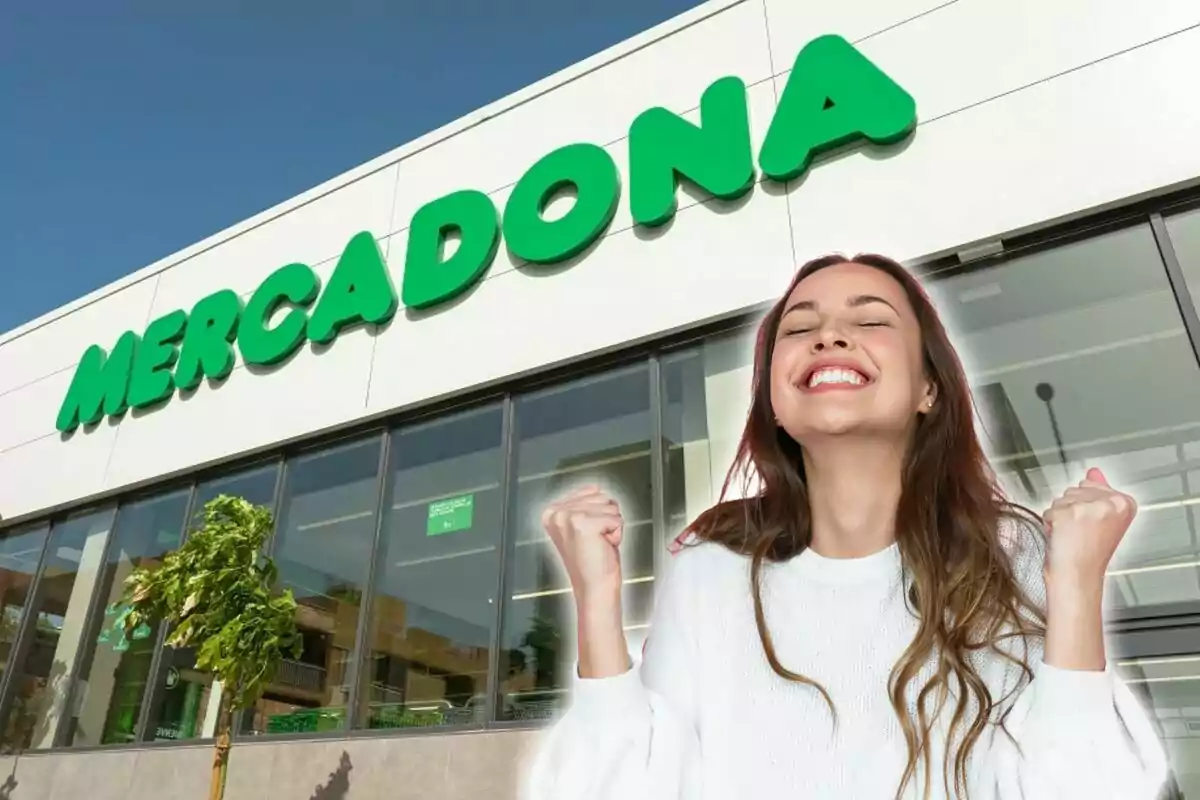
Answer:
[{"left": 811, "top": 328, "right": 852, "bottom": 352}]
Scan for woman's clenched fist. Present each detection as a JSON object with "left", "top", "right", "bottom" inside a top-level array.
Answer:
[
  {"left": 1043, "top": 467, "right": 1137, "bottom": 585},
  {"left": 541, "top": 485, "right": 625, "bottom": 600}
]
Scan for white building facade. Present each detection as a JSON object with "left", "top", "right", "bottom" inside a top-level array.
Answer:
[{"left": 0, "top": 0, "right": 1199, "bottom": 797}]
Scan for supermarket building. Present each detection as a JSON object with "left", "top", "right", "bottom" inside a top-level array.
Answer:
[{"left": 2, "top": 0, "right": 1200, "bottom": 797}]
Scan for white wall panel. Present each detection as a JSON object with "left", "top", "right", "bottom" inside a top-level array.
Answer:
[
  {"left": 102, "top": 325, "right": 376, "bottom": 490},
  {"left": 0, "top": 369, "right": 76, "bottom": 453},
  {"left": 386, "top": 0, "right": 771, "bottom": 237},
  {"left": 0, "top": 276, "right": 159, "bottom": 398},
  {"left": 0, "top": 425, "right": 116, "bottom": 522},
  {"left": 854, "top": 0, "right": 1200, "bottom": 124},
  {"left": 777, "top": 24, "right": 1200, "bottom": 263},
  {"left": 764, "top": 0, "right": 950, "bottom": 70},
  {"left": 148, "top": 164, "right": 399, "bottom": 317},
  {"left": 367, "top": 180, "right": 794, "bottom": 415}
]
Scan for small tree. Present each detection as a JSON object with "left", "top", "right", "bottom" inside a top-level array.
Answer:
[{"left": 120, "top": 495, "right": 301, "bottom": 800}]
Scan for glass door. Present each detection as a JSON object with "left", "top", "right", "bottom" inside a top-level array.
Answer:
[{"left": 1116, "top": 629, "right": 1200, "bottom": 798}]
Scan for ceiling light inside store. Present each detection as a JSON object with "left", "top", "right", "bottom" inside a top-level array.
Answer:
[
  {"left": 512, "top": 574, "right": 654, "bottom": 601},
  {"left": 958, "top": 282, "right": 1003, "bottom": 303},
  {"left": 1107, "top": 556, "right": 1200, "bottom": 577},
  {"left": 1122, "top": 674, "right": 1200, "bottom": 684}
]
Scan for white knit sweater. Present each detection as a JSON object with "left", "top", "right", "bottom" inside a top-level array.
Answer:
[{"left": 525, "top": 525, "right": 1168, "bottom": 799}]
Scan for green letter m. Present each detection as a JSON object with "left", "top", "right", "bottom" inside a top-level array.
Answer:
[{"left": 55, "top": 331, "right": 139, "bottom": 433}]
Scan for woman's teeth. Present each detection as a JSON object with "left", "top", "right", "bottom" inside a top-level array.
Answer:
[{"left": 807, "top": 368, "right": 866, "bottom": 388}]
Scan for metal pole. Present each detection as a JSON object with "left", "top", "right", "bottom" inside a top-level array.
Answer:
[{"left": 1150, "top": 213, "right": 1200, "bottom": 370}]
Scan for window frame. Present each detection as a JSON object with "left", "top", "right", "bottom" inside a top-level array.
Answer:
[
  {"left": 0, "top": 505, "right": 119, "bottom": 752},
  {"left": 489, "top": 361, "right": 658, "bottom": 729},
  {"left": 55, "top": 486, "right": 195, "bottom": 748},
  {"left": 0, "top": 522, "right": 54, "bottom": 745},
  {"left": 1, "top": 189, "right": 1200, "bottom": 751},
  {"left": 246, "top": 430, "right": 389, "bottom": 737}
]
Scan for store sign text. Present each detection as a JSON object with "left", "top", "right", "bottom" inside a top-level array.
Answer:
[{"left": 56, "top": 34, "right": 916, "bottom": 433}]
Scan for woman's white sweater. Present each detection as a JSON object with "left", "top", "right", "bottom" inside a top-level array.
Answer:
[{"left": 525, "top": 527, "right": 1167, "bottom": 799}]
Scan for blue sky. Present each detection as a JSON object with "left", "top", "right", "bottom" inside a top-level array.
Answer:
[{"left": 0, "top": 0, "right": 706, "bottom": 334}]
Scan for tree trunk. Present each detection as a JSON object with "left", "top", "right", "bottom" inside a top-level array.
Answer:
[{"left": 209, "top": 693, "right": 235, "bottom": 800}]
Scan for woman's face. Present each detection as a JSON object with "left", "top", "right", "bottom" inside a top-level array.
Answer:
[{"left": 769, "top": 262, "right": 933, "bottom": 444}]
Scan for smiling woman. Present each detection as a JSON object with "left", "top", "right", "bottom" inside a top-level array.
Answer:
[
  {"left": 770, "top": 260, "right": 932, "bottom": 446},
  {"left": 529, "top": 253, "right": 1168, "bottom": 800}
]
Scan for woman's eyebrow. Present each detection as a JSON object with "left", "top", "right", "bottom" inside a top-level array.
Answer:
[
  {"left": 846, "top": 294, "right": 900, "bottom": 313},
  {"left": 782, "top": 300, "right": 817, "bottom": 315},
  {"left": 782, "top": 295, "right": 899, "bottom": 315}
]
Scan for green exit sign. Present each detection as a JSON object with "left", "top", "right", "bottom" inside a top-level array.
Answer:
[{"left": 427, "top": 493, "right": 475, "bottom": 536}]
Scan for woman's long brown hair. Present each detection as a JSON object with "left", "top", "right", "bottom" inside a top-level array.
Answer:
[{"left": 686, "top": 254, "right": 1046, "bottom": 800}]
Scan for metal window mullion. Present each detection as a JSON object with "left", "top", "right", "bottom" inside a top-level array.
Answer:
[
  {"left": 135, "top": 482, "right": 200, "bottom": 743},
  {"left": 0, "top": 523, "right": 57, "bottom": 745},
  {"left": 344, "top": 430, "right": 394, "bottom": 732},
  {"left": 264, "top": 457, "right": 289, "bottom": 559},
  {"left": 1147, "top": 213, "right": 1200, "bottom": 620},
  {"left": 648, "top": 355, "right": 667, "bottom": 585},
  {"left": 52, "top": 505, "right": 122, "bottom": 748},
  {"left": 132, "top": 624, "right": 175, "bottom": 744},
  {"left": 1150, "top": 213, "right": 1200, "bottom": 371},
  {"left": 233, "top": 458, "right": 289, "bottom": 739},
  {"left": 484, "top": 395, "right": 519, "bottom": 726}
]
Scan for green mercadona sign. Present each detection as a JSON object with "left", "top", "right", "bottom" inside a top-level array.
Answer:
[{"left": 55, "top": 35, "right": 916, "bottom": 434}]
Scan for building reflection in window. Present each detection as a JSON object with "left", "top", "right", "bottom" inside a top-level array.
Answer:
[
  {"left": 142, "top": 464, "right": 279, "bottom": 742},
  {"left": 244, "top": 438, "right": 383, "bottom": 736},
  {"left": 926, "top": 224, "right": 1200, "bottom": 610},
  {"left": 499, "top": 365, "right": 654, "bottom": 722},
  {"left": 0, "top": 508, "right": 115, "bottom": 751},
  {"left": 356, "top": 405, "right": 505, "bottom": 730},
  {"left": 0, "top": 525, "right": 49, "bottom": 691},
  {"left": 660, "top": 331, "right": 755, "bottom": 541},
  {"left": 63, "top": 489, "right": 190, "bottom": 747},
  {"left": 1118, "top": 655, "right": 1198, "bottom": 800}
]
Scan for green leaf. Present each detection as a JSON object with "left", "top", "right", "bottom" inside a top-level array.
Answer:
[{"left": 117, "top": 494, "right": 299, "bottom": 717}]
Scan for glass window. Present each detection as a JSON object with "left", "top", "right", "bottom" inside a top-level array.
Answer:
[
  {"left": 142, "top": 464, "right": 279, "bottom": 742},
  {"left": 1167, "top": 205, "right": 1200, "bottom": 302},
  {"left": 498, "top": 365, "right": 653, "bottom": 722},
  {"left": 0, "top": 508, "right": 115, "bottom": 752},
  {"left": 0, "top": 525, "right": 50, "bottom": 687},
  {"left": 925, "top": 224, "right": 1200, "bottom": 611},
  {"left": 660, "top": 330, "right": 756, "bottom": 542},
  {"left": 662, "top": 350, "right": 713, "bottom": 542},
  {"left": 62, "top": 490, "right": 190, "bottom": 747},
  {"left": 357, "top": 406, "right": 505, "bottom": 731},
  {"left": 244, "top": 438, "right": 382, "bottom": 736},
  {"left": 188, "top": 463, "right": 280, "bottom": 528},
  {"left": 1118, "top": 654, "right": 1200, "bottom": 798}
]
